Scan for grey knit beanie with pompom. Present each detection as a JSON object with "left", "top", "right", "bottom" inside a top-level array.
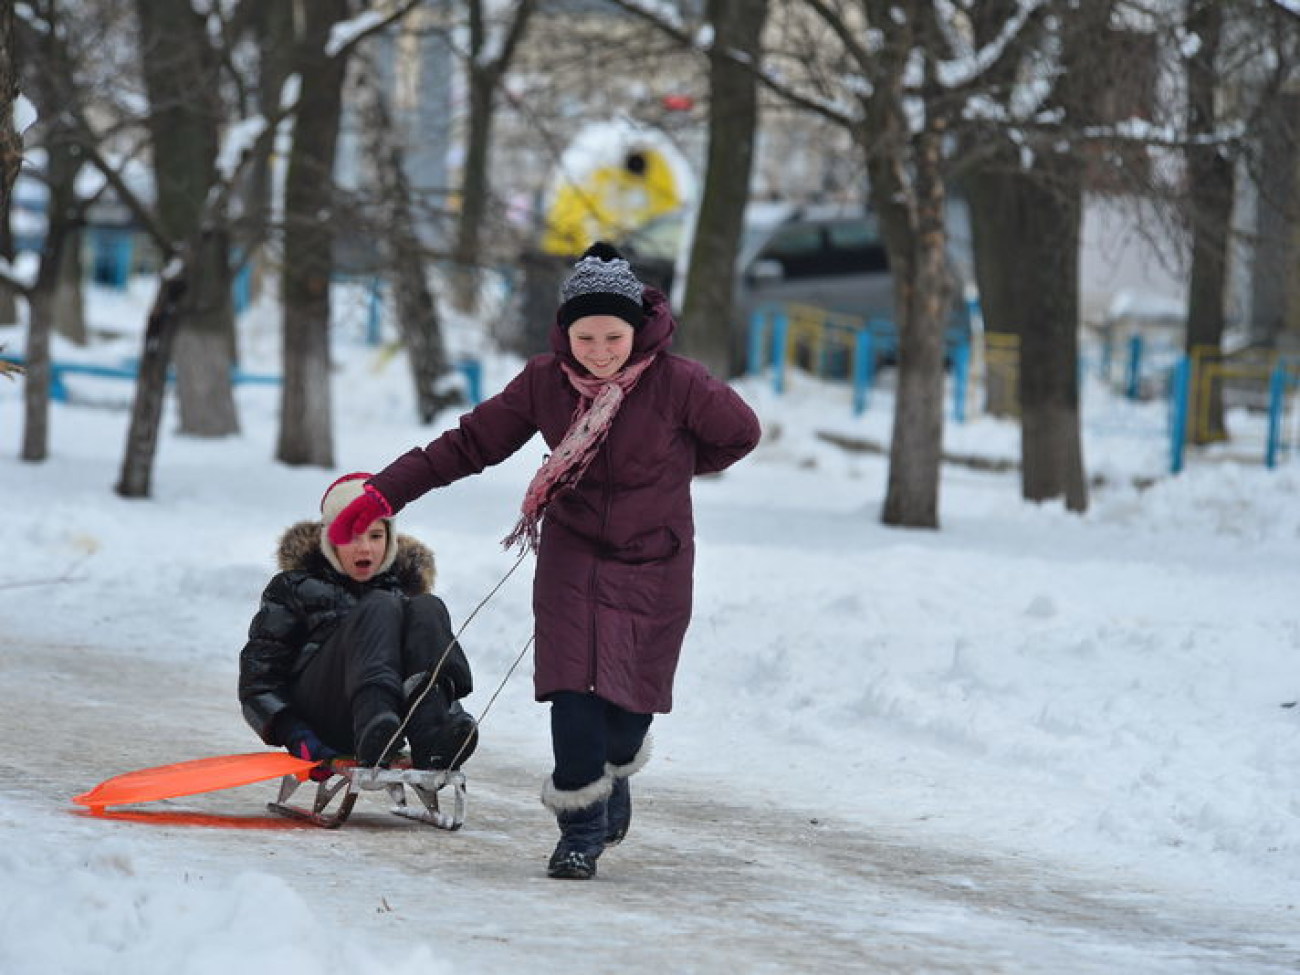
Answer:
[{"left": 558, "top": 242, "right": 646, "bottom": 329}]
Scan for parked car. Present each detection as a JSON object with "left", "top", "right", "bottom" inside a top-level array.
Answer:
[{"left": 617, "top": 202, "right": 971, "bottom": 369}]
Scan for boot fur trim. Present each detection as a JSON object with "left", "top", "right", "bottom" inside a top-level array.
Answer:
[
  {"left": 541, "top": 774, "right": 614, "bottom": 813},
  {"left": 605, "top": 734, "right": 653, "bottom": 780}
]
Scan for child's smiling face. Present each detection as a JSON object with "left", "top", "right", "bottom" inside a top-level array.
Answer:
[{"left": 569, "top": 315, "right": 635, "bottom": 379}]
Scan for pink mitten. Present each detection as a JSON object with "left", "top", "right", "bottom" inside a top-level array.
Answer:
[{"left": 327, "top": 483, "right": 392, "bottom": 545}]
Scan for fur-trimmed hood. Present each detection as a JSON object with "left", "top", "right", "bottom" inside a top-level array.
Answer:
[{"left": 275, "top": 520, "right": 436, "bottom": 596}]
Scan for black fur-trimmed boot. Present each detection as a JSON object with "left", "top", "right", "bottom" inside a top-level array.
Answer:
[
  {"left": 352, "top": 685, "right": 402, "bottom": 767},
  {"left": 542, "top": 776, "right": 612, "bottom": 880},
  {"left": 604, "top": 735, "right": 652, "bottom": 847}
]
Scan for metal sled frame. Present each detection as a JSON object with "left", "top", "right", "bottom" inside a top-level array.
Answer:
[{"left": 268, "top": 763, "right": 467, "bottom": 830}]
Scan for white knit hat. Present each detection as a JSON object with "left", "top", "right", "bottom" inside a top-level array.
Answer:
[{"left": 319, "top": 473, "right": 398, "bottom": 577}]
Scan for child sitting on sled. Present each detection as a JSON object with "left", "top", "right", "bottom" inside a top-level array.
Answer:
[{"left": 238, "top": 473, "right": 478, "bottom": 773}]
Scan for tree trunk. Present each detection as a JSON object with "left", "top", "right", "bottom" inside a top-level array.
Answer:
[
  {"left": 0, "top": 9, "right": 16, "bottom": 329},
  {"left": 965, "top": 151, "right": 1089, "bottom": 514},
  {"left": 1183, "top": 0, "right": 1232, "bottom": 445},
  {"left": 116, "top": 272, "right": 187, "bottom": 497},
  {"left": 53, "top": 226, "right": 86, "bottom": 345},
  {"left": 0, "top": 284, "right": 15, "bottom": 326},
  {"left": 1003, "top": 2, "right": 1108, "bottom": 512},
  {"left": 19, "top": 130, "right": 80, "bottom": 461},
  {"left": 20, "top": 287, "right": 53, "bottom": 462},
  {"left": 449, "top": 0, "right": 535, "bottom": 314},
  {"left": 449, "top": 66, "right": 495, "bottom": 314},
  {"left": 959, "top": 0, "right": 1034, "bottom": 420},
  {"left": 136, "top": 0, "right": 237, "bottom": 437},
  {"left": 366, "top": 81, "right": 459, "bottom": 423},
  {"left": 964, "top": 163, "right": 1021, "bottom": 418},
  {"left": 276, "top": 0, "right": 349, "bottom": 468},
  {"left": 862, "top": 7, "right": 952, "bottom": 530},
  {"left": 0, "top": 0, "right": 20, "bottom": 218},
  {"left": 880, "top": 125, "right": 951, "bottom": 529},
  {"left": 1249, "top": 90, "right": 1300, "bottom": 348},
  {"left": 237, "top": 0, "right": 295, "bottom": 293},
  {"left": 174, "top": 227, "right": 238, "bottom": 435},
  {"left": 392, "top": 236, "right": 457, "bottom": 423},
  {"left": 678, "top": 0, "right": 768, "bottom": 377},
  {"left": 1016, "top": 163, "right": 1087, "bottom": 511}
]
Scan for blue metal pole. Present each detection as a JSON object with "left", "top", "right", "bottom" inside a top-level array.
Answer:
[
  {"left": 1266, "top": 362, "right": 1286, "bottom": 469},
  {"left": 952, "top": 340, "right": 970, "bottom": 424},
  {"left": 231, "top": 250, "right": 251, "bottom": 316},
  {"left": 1126, "top": 334, "right": 1143, "bottom": 400},
  {"left": 49, "top": 364, "right": 69, "bottom": 403},
  {"left": 852, "top": 330, "right": 873, "bottom": 415},
  {"left": 1169, "top": 357, "right": 1190, "bottom": 474},
  {"left": 771, "top": 309, "right": 788, "bottom": 395},
  {"left": 367, "top": 277, "right": 383, "bottom": 346},
  {"left": 747, "top": 308, "right": 767, "bottom": 377},
  {"left": 458, "top": 359, "right": 483, "bottom": 406}
]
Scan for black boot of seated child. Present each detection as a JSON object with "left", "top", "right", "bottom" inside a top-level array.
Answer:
[
  {"left": 352, "top": 685, "right": 402, "bottom": 767},
  {"left": 407, "top": 685, "right": 479, "bottom": 771},
  {"left": 542, "top": 777, "right": 612, "bottom": 880}
]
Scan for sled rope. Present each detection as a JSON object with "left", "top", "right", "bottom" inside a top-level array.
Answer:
[
  {"left": 448, "top": 634, "right": 534, "bottom": 769},
  {"left": 374, "top": 546, "right": 532, "bottom": 767}
]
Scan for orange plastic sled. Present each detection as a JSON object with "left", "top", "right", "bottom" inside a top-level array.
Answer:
[{"left": 73, "top": 752, "right": 318, "bottom": 811}]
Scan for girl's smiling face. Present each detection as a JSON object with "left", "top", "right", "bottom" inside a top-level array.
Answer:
[
  {"left": 568, "top": 315, "right": 635, "bottom": 379},
  {"left": 335, "top": 520, "right": 388, "bottom": 582}
]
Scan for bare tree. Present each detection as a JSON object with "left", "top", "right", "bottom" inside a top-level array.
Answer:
[
  {"left": 238, "top": 0, "right": 295, "bottom": 267},
  {"left": 448, "top": 0, "right": 537, "bottom": 314},
  {"left": 962, "top": 1, "right": 1104, "bottom": 512},
  {"left": 357, "top": 59, "right": 461, "bottom": 423},
  {"left": 4, "top": 3, "right": 104, "bottom": 462},
  {"left": 1177, "top": 0, "right": 1300, "bottom": 444},
  {"left": 1181, "top": 0, "right": 1234, "bottom": 444},
  {"left": 677, "top": 0, "right": 769, "bottom": 377},
  {"left": 276, "top": 0, "right": 352, "bottom": 468},
  {"left": 135, "top": 0, "right": 239, "bottom": 438},
  {"left": 0, "top": 0, "right": 19, "bottom": 216},
  {"left": 717, "top": 0, "right": 976, "bottom": 527},
  {"left": 116, "top": 0, "right": 423, "bottom": 492},
  {"left": 0, "top": 0, "right": 20, "bottom": 328},
  {"left": 620, "top": 0, "right": 1029, "bottom": 526}
]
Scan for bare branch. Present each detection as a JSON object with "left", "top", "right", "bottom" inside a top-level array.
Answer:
[
  {"left": 604, "top": 0, "right": 856, "bottom": 127},
  {"left": 326, "top": 0, "right": 425, "bottom": 60}
]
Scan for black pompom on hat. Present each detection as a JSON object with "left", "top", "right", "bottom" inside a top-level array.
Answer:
[{"left": 558, "top": 242, "right": 646, "bottom": 329}]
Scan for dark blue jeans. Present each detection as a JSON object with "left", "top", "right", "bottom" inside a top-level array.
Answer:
[{"left": 549, "top": 690, "right": 652, "bottom": 792}]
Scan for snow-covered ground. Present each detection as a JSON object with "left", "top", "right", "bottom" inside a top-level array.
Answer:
[{"left": 1, "top": 283, "right": 1299, "bottom": 974}]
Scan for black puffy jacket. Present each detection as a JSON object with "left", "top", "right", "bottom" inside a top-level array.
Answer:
[{"left": 238, "top": 520, "right": 469, "bottom": 744}]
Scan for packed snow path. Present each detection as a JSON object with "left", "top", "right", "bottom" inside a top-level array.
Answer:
[{"left": 4, "top": 637, "right": 1297, "bottom": 974}]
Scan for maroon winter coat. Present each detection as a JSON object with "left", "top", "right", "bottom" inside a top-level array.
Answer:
[{"left": 369, "top": 288, "right": 761, "bottom": 714}]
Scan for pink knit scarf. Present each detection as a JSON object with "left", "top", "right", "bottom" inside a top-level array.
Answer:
[{"left": 503, "top": 354, "right": 657, "bottom": 552}]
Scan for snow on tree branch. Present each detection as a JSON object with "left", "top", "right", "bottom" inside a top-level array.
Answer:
[{"left": 326, "top": 0, "right": 423, "bottom": 59}]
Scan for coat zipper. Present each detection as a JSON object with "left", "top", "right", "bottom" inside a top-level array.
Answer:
[{"left": 586, "top": 444, "right": 615, "bottom": 692}]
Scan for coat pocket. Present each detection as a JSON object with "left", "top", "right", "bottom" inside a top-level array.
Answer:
[{"left": 607, "top": 526, "right": 682, "bottom": 565}]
